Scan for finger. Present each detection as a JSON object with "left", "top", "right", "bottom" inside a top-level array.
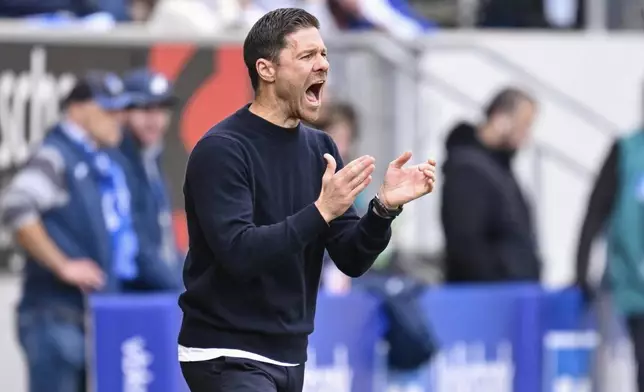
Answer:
[
  {"left": 390, "top": 151, "right": 412, "bottom": 169},
  {"left": 88, "top": 264, "right": 106, "bottom": 280},
  {"left": 423, "top": 170, "right": 435, "bottom": 180},
  {"left": 322, "top": 154, "right": 337, "bottom": 182},
  {"left": 348, "top": 164, "right": 375, "bottom": 190},
  {"left": 80, "top": 278, "right": 98, "bottom": 293},
  {"left": 343, "top": 155, "right": 373, "bottom": 173},
  {"left": 93, "top": 275, "right": 106, "bottom": 287},
  {"left": 427, "top": 158, "right": 437, "bottom": 166},
  {"left": 83, "top": 259, "right": 106, "bottom": 277},
  {"left": 349, "top": 175, "right": 373, "bottom": 198},
  {"left": 416, "top": 163, "right": 434, "bottom": 172},
  {"left": 88, "top": 277, "right": 105, "bottom": 290},
  {"left": 347, "top": 155, "right": 371, "bottom": 165},
  {"left": 85, "top": 268, "right": 105, "bottom": 286},
  {"left": 83, "top": 276, "right": 102, "bottom": 291},
  {"left": 426, "top": 178, "right": 435, "bottom": 193},
  {"left": 339, "top": 155, "right": 374, "bottom": 181}
]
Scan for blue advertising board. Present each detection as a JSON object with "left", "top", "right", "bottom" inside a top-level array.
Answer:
[
  {"left": 306, "top": 292, "right": 387, "bottom": 392},
  {"left": 88, "top": 285, "right": 636, "bottom": 392},
  {"left": 421, "top": 284, "right": 542, "bottom": 392},
  {"left": 89, "top": 292, "right": 386, "bottom": 392},
  {"left": 88, "top": 294, "right": 188, "bottom": 392},
  {"left": 540, "top": 289, "right": 597, "bottom": 392}
]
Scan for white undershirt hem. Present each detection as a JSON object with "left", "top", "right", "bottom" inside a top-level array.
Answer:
[{"left": 178, "top": 345, "right": 300, "bottom": 367}]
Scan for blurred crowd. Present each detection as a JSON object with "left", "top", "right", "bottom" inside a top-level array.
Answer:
[
  {"left": 0, "top": 69, "right": 184, "bottom": 391},
  {"left": 0, "top": 0, "right": 434, "bottom": 39},
  {"left": 0, "top": 0, "right": 604, "bottom": 34}
]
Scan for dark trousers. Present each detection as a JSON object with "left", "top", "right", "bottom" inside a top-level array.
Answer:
[
  {"left": 181, "top": 357, "right": 305, "bottom": 392},
  {"left": 628, "top": 315, "right": 644, "bottom": 392}
]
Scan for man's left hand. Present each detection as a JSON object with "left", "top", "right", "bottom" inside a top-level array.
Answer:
[{"left": 378, "top": 152, "right": 436, "bottom": 209}]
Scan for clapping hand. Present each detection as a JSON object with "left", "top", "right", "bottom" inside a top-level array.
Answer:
[
  {"left": 377, "top": 151, "right": 436, "bottom": 209},
  {"left": 315, "top": 154, "right": 375, "bottom": 223}
]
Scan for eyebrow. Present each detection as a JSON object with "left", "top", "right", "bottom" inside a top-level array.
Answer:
[{"left": 298, "top": 47, "right": 327, "bottom": 56}]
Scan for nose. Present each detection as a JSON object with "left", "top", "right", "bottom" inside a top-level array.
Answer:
[{"left": 315, "top": 54, "right": 330, "bottom": 73}]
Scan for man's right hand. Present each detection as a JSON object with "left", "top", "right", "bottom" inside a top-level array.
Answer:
[
  {"left": 55, "top": 259, "right": 106, "bottom": 293},
  {"left": 315, "top": 154, "right": 375, "bottom": 222}
]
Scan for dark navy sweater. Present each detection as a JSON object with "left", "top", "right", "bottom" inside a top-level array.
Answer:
[{"left": 178, "top": 105, "right": 393, "bottom": 363}]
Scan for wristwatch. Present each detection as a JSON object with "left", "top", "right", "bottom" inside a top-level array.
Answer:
[{"left": 370, "top": 194, "right": 403, "bottom": 219}]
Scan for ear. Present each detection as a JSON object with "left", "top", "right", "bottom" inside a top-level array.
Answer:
[{"left": 256, "top": 58, "right": 276, "bottom": 85}]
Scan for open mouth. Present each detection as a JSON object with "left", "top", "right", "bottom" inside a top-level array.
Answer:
[{"left": 305, "top": 81, "right": 324, "bottom": 105}]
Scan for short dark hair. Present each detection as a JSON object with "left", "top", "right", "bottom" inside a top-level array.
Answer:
[
  {"left": 484, "top": 87, "right": 536, "bottom": 119},
  {"left": 243, "top": 8, "right": 320, "bottom": 91}
]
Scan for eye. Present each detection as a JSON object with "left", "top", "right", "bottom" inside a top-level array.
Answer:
[{"left": 302, "top": 53, "right": 314, "bottom": 60}]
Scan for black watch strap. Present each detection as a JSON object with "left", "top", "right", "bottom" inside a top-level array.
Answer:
[{"left": 371, "top": 194, "right": 403, "bottom": 219}]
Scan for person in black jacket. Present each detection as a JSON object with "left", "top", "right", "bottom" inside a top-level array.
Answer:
[{"left": 441, "top": 87, "right": 541, "bottom": 283}]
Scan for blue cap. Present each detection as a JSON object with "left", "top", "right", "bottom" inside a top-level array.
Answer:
[
  {"left": 123, "top": 68, "right": 177, "bottom": 108},
  {"left": 64, "top": 71, "right": 132, "bottom": 111}
]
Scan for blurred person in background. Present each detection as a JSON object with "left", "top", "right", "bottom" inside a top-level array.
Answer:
[
  {"left": 148, "top": 1, "right": 335, "bottom": 34},
  {"left": 148, "top": 0, "right": 434, "bottom": 36},
  {"left": 119, "top": 68, "right": 182, "bottom": 292},
  {"left": 328, "top": 0, "right": 437, "bottom": 40},
  {"left": 441, "top": 87, "right": 541, "bottom": 283},
  {"left": 0, "top": 0, "right": 99, "bottom": 18},
  {"left": 238, "top": 0, "right": 338, "bottom": 31},
  {"left": 316, "top": 101, "right": 363, "bottom": 206},
  {"left": 0, "top": 0, "right": 119, "bottom": 29},
  {"left": 147, "top": 0, "right": 238, "bottom": 32},
  {"left": 315, "top": 101, "right": 361, "bottom": 294},
  {"left": 576, "top": 128, "right": 644, "bottom": 391},
  {"left": 317, "top": 101, "right": 358, "bottom": 157},
  {"left": 478, "top": 0, "right": 585, "bottom": 28},
  {"left": 0, "top": 72, "right": 137, "bottom": 392},
  {"left": 129, "top": 0, "right": 157, "bottom": 21}
]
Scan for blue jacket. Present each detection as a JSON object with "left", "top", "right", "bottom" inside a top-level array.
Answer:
[
  {"left": 20, "top": 126, "right": 120, "bottom": 311},
  {"left": 117, "top": 131, "right": 181, "bottom": 291}
]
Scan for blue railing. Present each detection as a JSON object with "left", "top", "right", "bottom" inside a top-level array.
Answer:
[{"left": 88, "top": 284, "right": 632, "bottom": 392}]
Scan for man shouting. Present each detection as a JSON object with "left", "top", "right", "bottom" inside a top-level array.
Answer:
[{"left": 177, "top": 7, "right": 437, "bottom": 392}]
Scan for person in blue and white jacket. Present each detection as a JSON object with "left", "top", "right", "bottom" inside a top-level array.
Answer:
[{"left": 0, "top": 71, "right": 137, "bottom": 392}]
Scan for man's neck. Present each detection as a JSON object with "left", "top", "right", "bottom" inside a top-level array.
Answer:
[{"left": 249, "top": 92, "right": 300, "bottom": 128}]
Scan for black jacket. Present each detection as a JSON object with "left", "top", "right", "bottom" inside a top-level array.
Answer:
[{"left": 441, "top": 123, "right": 541, "bottom": 283}]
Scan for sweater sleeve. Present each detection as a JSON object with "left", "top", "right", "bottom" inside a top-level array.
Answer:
[
  {"left": 187, "top": 135, "right": 329, "bottom": 280},
  {"left": 323, "top": 137, "right": 393, "bottom": 277}
]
